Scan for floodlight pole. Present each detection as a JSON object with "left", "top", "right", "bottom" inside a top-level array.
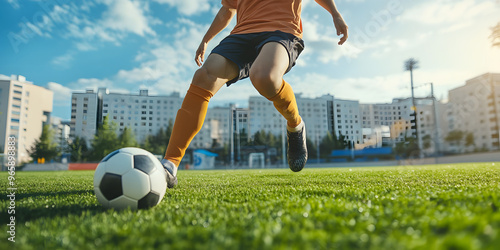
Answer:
[
  {"left": 430, "top": 83, "right": 440, "bottom": 156},
  {"left": 406, "top": 58, "right": 422, "bottom": 158}
]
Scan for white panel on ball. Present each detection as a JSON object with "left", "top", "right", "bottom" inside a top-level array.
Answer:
[
  {"left": 109, "top": 195, "right": 138, "bottom": 210},
  {"left": 149, "top": 169, "right": 167, "bottom": 200},
  {"left": 122, "top": 169, "right": 151, "bottom": 200},
  {"left": 94, "top": 187, "right": 109, "bottom": 208},
  {"left": 120, "top": 147, "right": 152, "bottom": 156},
  {"left": 93, "top": 162, "right": 107, "bottom": 188},
  {"left": 105, "top": 152, "right": 134, "bottom": 175}
]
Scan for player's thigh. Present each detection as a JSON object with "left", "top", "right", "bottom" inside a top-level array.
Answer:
[
  {"left": 250, "top": 42, "right": 289, "bottom": 84},
  {"left": 193, "top": 53, "right": 239, "bottom": 94}
]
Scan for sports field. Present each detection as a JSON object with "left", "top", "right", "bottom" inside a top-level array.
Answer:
[{"left": 1, "top": 163, "right": 499, "bottom": 249}]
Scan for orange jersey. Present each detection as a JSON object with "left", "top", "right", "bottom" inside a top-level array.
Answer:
[{"left": 222, "top": 0, "right": 303, "bottom": 38}]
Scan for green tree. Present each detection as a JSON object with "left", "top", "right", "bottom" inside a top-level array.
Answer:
[
  {"left": 465, "top": 132, "right": 475, "bottom": 148},
  {"left": 319, "top": 132, "right": 335, "bottom": 158},
  {"left": 142, "top": 120, "right": 173, "bottom": 155},
  {"left": 394, "top": 136, "right": 419, "bottom": 158},
  {"left": 89, "top": 116, "right": 120, "bottom": 161},
  {"left": 251, "top": 130, "right": 282, "bottom": 148},
  {"left": 28, "top": 124, "right": 60, "bottom": 162},
  {"left": 118, "top": 127, "right": 138, "bottom": 148},
  {"left": 68, "top": 136, "right": 89, "bottom": 162},
  {"left": 306, "top": 137, "right": 317, "bottom": 160},
  {"left": 422, "top": 134, "right": 432, "bottom": 150},
  {"left": 318, "top": 132, "right": 348, "bottom": 159},
  {"left": 445, "top": 130, "right": 465, "bottom": 148}
]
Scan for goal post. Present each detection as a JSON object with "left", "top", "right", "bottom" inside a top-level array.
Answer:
[{"left": 249, "top": 153, "right": 265, "bottom": 169}]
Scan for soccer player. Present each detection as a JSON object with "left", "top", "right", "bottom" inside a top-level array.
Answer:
[{"left": 162, "top": 0, "right": 348, "bottom": 187}]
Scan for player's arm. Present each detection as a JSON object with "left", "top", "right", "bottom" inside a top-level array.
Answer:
[
  {"left": 195, "top": 6, "right": 236, "bottom": 66},
  {"left": 314, "top": 0, "right": 348, "bottom": 45}
]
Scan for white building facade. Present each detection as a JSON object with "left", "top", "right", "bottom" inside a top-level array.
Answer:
[
  {"left": 71, "top": 88, "right": 182, "bottom": 144},
  {"left": 446, "top": 73, "right": 500, "bottom": 151},
  {"left": 0, "top": 75, "right": 53, "bottom": 163},
  {"left": 360, "top": 98, "right": 440, "bottom": 153}
]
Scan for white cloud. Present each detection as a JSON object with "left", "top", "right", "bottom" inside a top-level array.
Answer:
[
  {"left": 114, "top": 18, "right": 210, "bottom": 94},
  {"left": 52, "top": 52, "right": 75, "bottom": 66},
  {"left": 400, "top": 0, "right": 496, "bottom": 25},
  {"left": 153, "top": 0, "right": 211, "bottom": 16},
  {"left": 47, "top": 82, "right": 72, "bottom": 101},
  {"left": 100, "top": 0, "right": 155, "bottom": 36},
  {"left": 302, "top": 15, "right": 361, "bottom": 63},
  {"left": 287, "top": 73, "right": 409, "bottom": 104},
  {"left": 71, "top": 78, "right": 115, "bottom": 91},
  {"left": 75, "top": 42, "right": 97, "bottom": 51},
  {"left": 10, "top": 0, "right": 156, "bottom": 53}
]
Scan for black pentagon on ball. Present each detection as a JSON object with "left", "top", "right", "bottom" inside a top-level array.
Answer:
[
  {"left": 134, "top": 155, "right": 156, "bottom": 174},
  {"left": 99, "top": 173, "right": 123, "bottom": 200},
  {"left": 138, "top": 191, "right": 160, "bottom": 209},
  {"left": 101, "top": 149, "right": 120, "bottom": 163}
]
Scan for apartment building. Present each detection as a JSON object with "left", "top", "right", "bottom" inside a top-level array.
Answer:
[
  {"left": 360, "top": 98, "right": 439, "bottom": 152},
  {"left": 446, "top": 73, "right": 500, "bottom": 151},
  {"left": 0, "top": 75, "right": 53, "bottom": 163},
  {"left": 71, "top": 88, "right": 182, "bottom": 144}
]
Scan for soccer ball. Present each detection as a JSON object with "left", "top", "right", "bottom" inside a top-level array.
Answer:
[{"left": 93, "top": 147, "right": 167, "bottom": 210}]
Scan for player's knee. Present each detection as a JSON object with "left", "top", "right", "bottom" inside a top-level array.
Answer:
[
  {"left": 250, "top": 70, "right": 280, "bottom": 98},
  {"left": 192, "top": 67, "right": 216, "bottom": 87}
]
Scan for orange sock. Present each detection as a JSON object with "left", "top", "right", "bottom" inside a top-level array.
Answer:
[
  {"left": 165, "top": 84, "right": 213, "bottom": 166},
  {"left": 267, "top": 80, "right": 301, "bottom": 128}
]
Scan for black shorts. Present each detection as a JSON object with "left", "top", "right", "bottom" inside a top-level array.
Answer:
[{"left": 210, "top": 30, "right": 305, "bottom": 85}]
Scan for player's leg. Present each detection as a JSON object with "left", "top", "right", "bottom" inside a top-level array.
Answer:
[
  {"left": 249, "top": 42, "right": 307, "bottom": 172},
  {"left": 250, "top": 42, "right": 301, "bottom": 127},
  {"left": 162, "top": 54, "right": 239, "bottom": 187}
]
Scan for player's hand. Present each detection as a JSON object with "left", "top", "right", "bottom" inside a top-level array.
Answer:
[
  {"left": 333, "top": 15, "right": 348, "bottom": 45},
  {"left": 195, "top": 42, "right": 207, "bottom": 66}
]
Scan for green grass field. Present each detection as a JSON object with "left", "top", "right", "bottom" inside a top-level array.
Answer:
[{"left": 1, "top": 163, "right": 499, "bottom": 249}]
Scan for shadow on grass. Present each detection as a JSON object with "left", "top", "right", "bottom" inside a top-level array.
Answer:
[
  {"left": 14, "top": 190, "right": 92, "bottom": 199},
  {"left": 1, "top": 189, "right": 109, "bottom": 224},
  {"left": 1, "top": 203, "right": 107, "bottom": 225}
]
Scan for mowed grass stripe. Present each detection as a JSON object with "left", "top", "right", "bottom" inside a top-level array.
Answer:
[{"left": 1, "top": 163, "right": 499, "bottom": 249}]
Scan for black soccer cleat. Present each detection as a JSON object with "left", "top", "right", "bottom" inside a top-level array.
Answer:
[
  {"left": 161, "top": 159, "right": 178, "bottom": 188},
  {"left": 287, "top": 120, "right": 307, "bottom": 172}
]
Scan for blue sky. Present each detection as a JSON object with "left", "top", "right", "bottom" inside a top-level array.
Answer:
[{"left": 1, "top": 0, "right": 499, "bottom": 120}]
